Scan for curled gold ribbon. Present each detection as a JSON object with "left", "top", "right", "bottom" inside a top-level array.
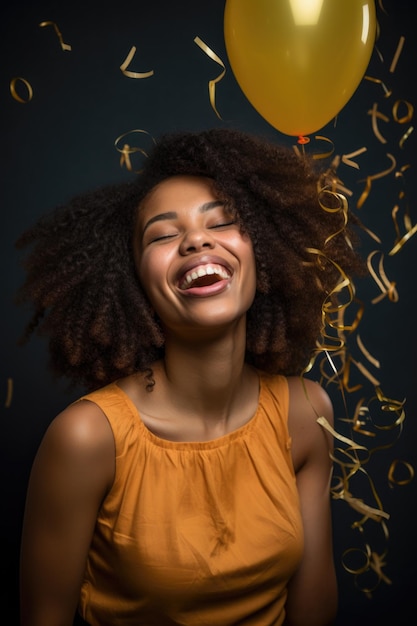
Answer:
[
  {"left": 367, "top": 250, "right": 399, "bottom": 303},
  {"left": 389, "top": 221, "right": 417, "bottom": 255},
  {"left": 389, "top": 36, "right": 405, "bottom": 73},
  {"left": 364, "top": 75, "right": 392, "bottom": 98},
  {"left": 388, "top": 459, "right": 414, "bottom": 486},
  {"left": 357, "top": 153, "right": 396, "bottom": 208},
  {"left": 114, "top": 129, "right": 156, "bottom": 172},
  {"left": 4, "top": 377, "right": 13, "bottom": 408},
  {"left": 194, "top": 36, "right": 226, "bottom": 120},
  {"left": 392, "top": 99, "right": 414, "bottom": 124},
  {"left": 39, "top": 21, "right": 71, "bottom": 51},
  {"left": 10, "top": 77, "right": 33, "bottom": 103},
  {"left": 341, "top": 146, "right": 367, "bottom": 170},
  {"left": 368, "top": 102, "right": 389, "bottom": 144},
  {"left": 311, "top": 135, "right": 334, "bottom": 160},
  {"left": 120, "top": 46, "right": 154, "bottom": 78},
  {"left": 399, "top": 125, "right": 414, "bottom": 149}
]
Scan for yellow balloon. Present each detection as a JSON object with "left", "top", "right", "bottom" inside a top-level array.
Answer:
[{"left": 224, "top": 0, "right": 376, "bottom": 137}]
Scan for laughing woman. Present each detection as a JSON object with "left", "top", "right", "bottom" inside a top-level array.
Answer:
[{"left": 16, "top": 128, "right": 365, "bottom": 626}]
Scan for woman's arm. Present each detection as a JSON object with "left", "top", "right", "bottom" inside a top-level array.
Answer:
[
  {"left": 285, "top": 376, "right": 338, "bottom": 626},
  {"left": 20, "top": 400, "right": 115, "bottom": 626}
]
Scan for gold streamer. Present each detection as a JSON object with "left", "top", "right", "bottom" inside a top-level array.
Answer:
[
  {"left": 39, "top": 21, "right": 72, "bottom": 51},
  {"left": 193, "top": 36, "right": 226, "bottom": 120},
  {"left": 342, "top": 546, "right": 371, "bottom": 576},
  {"left": 120, "top": 46, "right": 154, "bottom": 78},
  {"left": 317, "top": 416, "right": 368, "bottom": 451},
  {"left": 356, "top": 153, "right": 396, "bottom": 208},
  {"left": 341, "top": 546, "right": 391, "bottom": 596},
  {"left": 399, "top": 125, "right": 414, "bottom": 149},
  {"left": 357, "top": 335, "right": 380, "bottom": 369},
  {"left": 389, "top": 221, "right": 417, "bottom": 255},
  {"left": 10, "top": 77, "right": 33, "bottom": 103},
  {"left": 392, "top": 99, "right": 414, "bottom": 124},
  {"left": 367, "top": 251, "right": 399, "bottom": 304},
  {"left": 311, "top": 135, "right": 335, "bottom": 160},
  {"left": 352, "top": 401, "right": 376, "bottom": 437},
  {"left": 387, "top": 459, "right": 414, "bottom": 486},
  {"left": 389, "top": 36, "right": 405, "bottom": 73},
  {"left": 114, "top": 129, "right": 156, "bottom": 173},
  {"left": 368, "top": 102, "right": 389, "bottom": 144},
  {"left": 364, "top": 75, "right": 392, "bottom": 98},
  {"left": 377, "top": 0, "right": 388, "bottom": 16},
  {"left": 4, "top": 378, "right": 13, "bottom": 408},
  {"left": 341, "top": 146, "right": 367, "bottom": 170}
]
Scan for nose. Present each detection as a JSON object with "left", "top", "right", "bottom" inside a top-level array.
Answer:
[{"left": 179, "top": 228, "right": 215, "bottom": 255}]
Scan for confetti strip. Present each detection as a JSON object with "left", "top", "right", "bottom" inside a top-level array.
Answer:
[
  {"left": 10, "top": 77, "right": 33, "bottom": 103},
  {"left": 194, "top": 36, "right": 226, "bottom": 119},
  {"left": 388, "top": 459, "right": 414, "bottom": 486},
  {"left": 114, "top": 129, "right": 156, "bottom": 172},
  {"left": 389, "top": 221, "right": 417, "bottom": 255},
  {"left": 39, "top": 21, "right": 71, "bottom": 51},
  {"left": 341, "top": 146, "right": 367, "bottom": 170},
  {"left": 357, "top": 153, "right": 396, "bottom": 208},
  {"left": 120, "top": 46, "right": 154, "bottom": 78},
  {"left": 367, "top": 251, "right": 399, "bottom": 304},
  {"left": 368, "top": 102, "right": 389, "bottom": 144},
  {"left": 4, "top": 378, "right": 13, "bottom": 408},
  {"left": 364, "top": 75, "right": 392, "bottom": 98},
  {"left": 392, "top": 99, "right": 414, "bottom": 124},
  {"left": 399, "top": 125, "right": 414, "bottom": 149},
  {"left": 389, "top": 36, "right": 405, "bottom": 73}
]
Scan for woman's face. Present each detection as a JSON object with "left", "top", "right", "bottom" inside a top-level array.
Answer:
[{"left": 134, "top": 175, "right": 256, "bottom": 337}]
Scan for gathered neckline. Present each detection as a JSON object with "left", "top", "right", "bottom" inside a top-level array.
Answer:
[{"left": 111, "top": 373, "right": 268, "bottom": 451}]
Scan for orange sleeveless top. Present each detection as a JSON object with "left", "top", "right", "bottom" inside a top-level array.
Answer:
[{"left": 78, "top": 372, "right": 303, "bottom": 625}]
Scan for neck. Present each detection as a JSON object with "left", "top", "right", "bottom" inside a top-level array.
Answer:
[{"left": 159, "top": 318, "right": 250, "bottom": 421}]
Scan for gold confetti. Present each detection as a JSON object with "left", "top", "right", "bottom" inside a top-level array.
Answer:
[
  {"left": 39, "top": 21, "right": 72, "bottom": 51},
  {"left": 10, "top": 77, "right": 33, "bottom": 103},
  {"left": 364, "top": 75, "right": 392, "bottom": 98},
  {"left": 357, "top": 153, "right": 396, "bottom": 208},
  {"left": 367, "top": 251, "right": 399, "bottom": 304},
  {"left": 311, "top": 135, "right": 335, "bottom": 160},
  {"left": 392, "top": 99, "right": 414, "bottom": 124},
  {"left": 399, "top": 125, "right": 414, "bottom": 149},
  {"left": 389, "top": 221, "right": 417, "bottom": 255},
  {"left": 114, "top": 129, "right": 156, "bottom": 173},
  {"left": 357, "top": 335, "right": 380, "bottom": 369},
  {"left": 388, "top": 459, "right": 414, "bottom": 486},
  {"left": 120, "top": 46, "right": 154, "bottom": 78},
  {"left": 194, "top": 36, "right": 226, "bottom": 119},
  {"left": 4, "top": 378, "right": 13, "bottom": 408},
  {"left": 389, "top": 35, "right": 405, "bottom": 73},
  {"left": 368, "top": 102, "right": 390, "bottom": 144},
  {"left": 341, "top": 146, "right": 367, "bottom": 170}
]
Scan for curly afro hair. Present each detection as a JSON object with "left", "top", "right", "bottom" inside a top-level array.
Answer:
[{"left": 15, "top": 128, "right": 365, "bottom": 391}]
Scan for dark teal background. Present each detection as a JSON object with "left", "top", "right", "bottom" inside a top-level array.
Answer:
[{"left": 1, "top": 1, "right": 416, "bottom": 624}]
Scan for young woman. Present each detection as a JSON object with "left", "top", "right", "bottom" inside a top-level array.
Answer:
[{"left": 16, "top": 128, "right": 364, "bottom": 626}]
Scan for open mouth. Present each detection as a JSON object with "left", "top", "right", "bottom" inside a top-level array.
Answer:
[{"left": 179, "top": 264, "right": 231, "bottom": 290}]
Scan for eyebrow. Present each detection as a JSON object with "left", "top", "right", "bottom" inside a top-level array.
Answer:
[{"left": 142, "top": 200, "right": 224, "bottom": 234}]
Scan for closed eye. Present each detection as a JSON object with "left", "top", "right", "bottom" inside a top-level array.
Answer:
[
  {"left": 149, "top": 233, "right": 178, "bottom": 243},
  {"left": 209, "top": 220, "right": 237, "bottom": 229}
]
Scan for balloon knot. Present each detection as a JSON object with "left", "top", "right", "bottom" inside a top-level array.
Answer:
[{"left": 297, "top": 136, "right": 310, "bottom": 145}]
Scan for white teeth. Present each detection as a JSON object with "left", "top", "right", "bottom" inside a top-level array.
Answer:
[{"left": 181, "top": 264, "right": 230, "bottom": 288}]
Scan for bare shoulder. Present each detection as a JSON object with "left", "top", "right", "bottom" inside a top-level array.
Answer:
[
  {"left": 32, "top": 398, "right": 115, "bottom": 489},
  {"left": 286, "top": 376, "right": 334, "bottom": 472},
  {"left": 287, "top": 375, "right": 334, "bottom": 425},
  {"left": 43, "top": 399, "right": 114, "bottom": 451}
]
